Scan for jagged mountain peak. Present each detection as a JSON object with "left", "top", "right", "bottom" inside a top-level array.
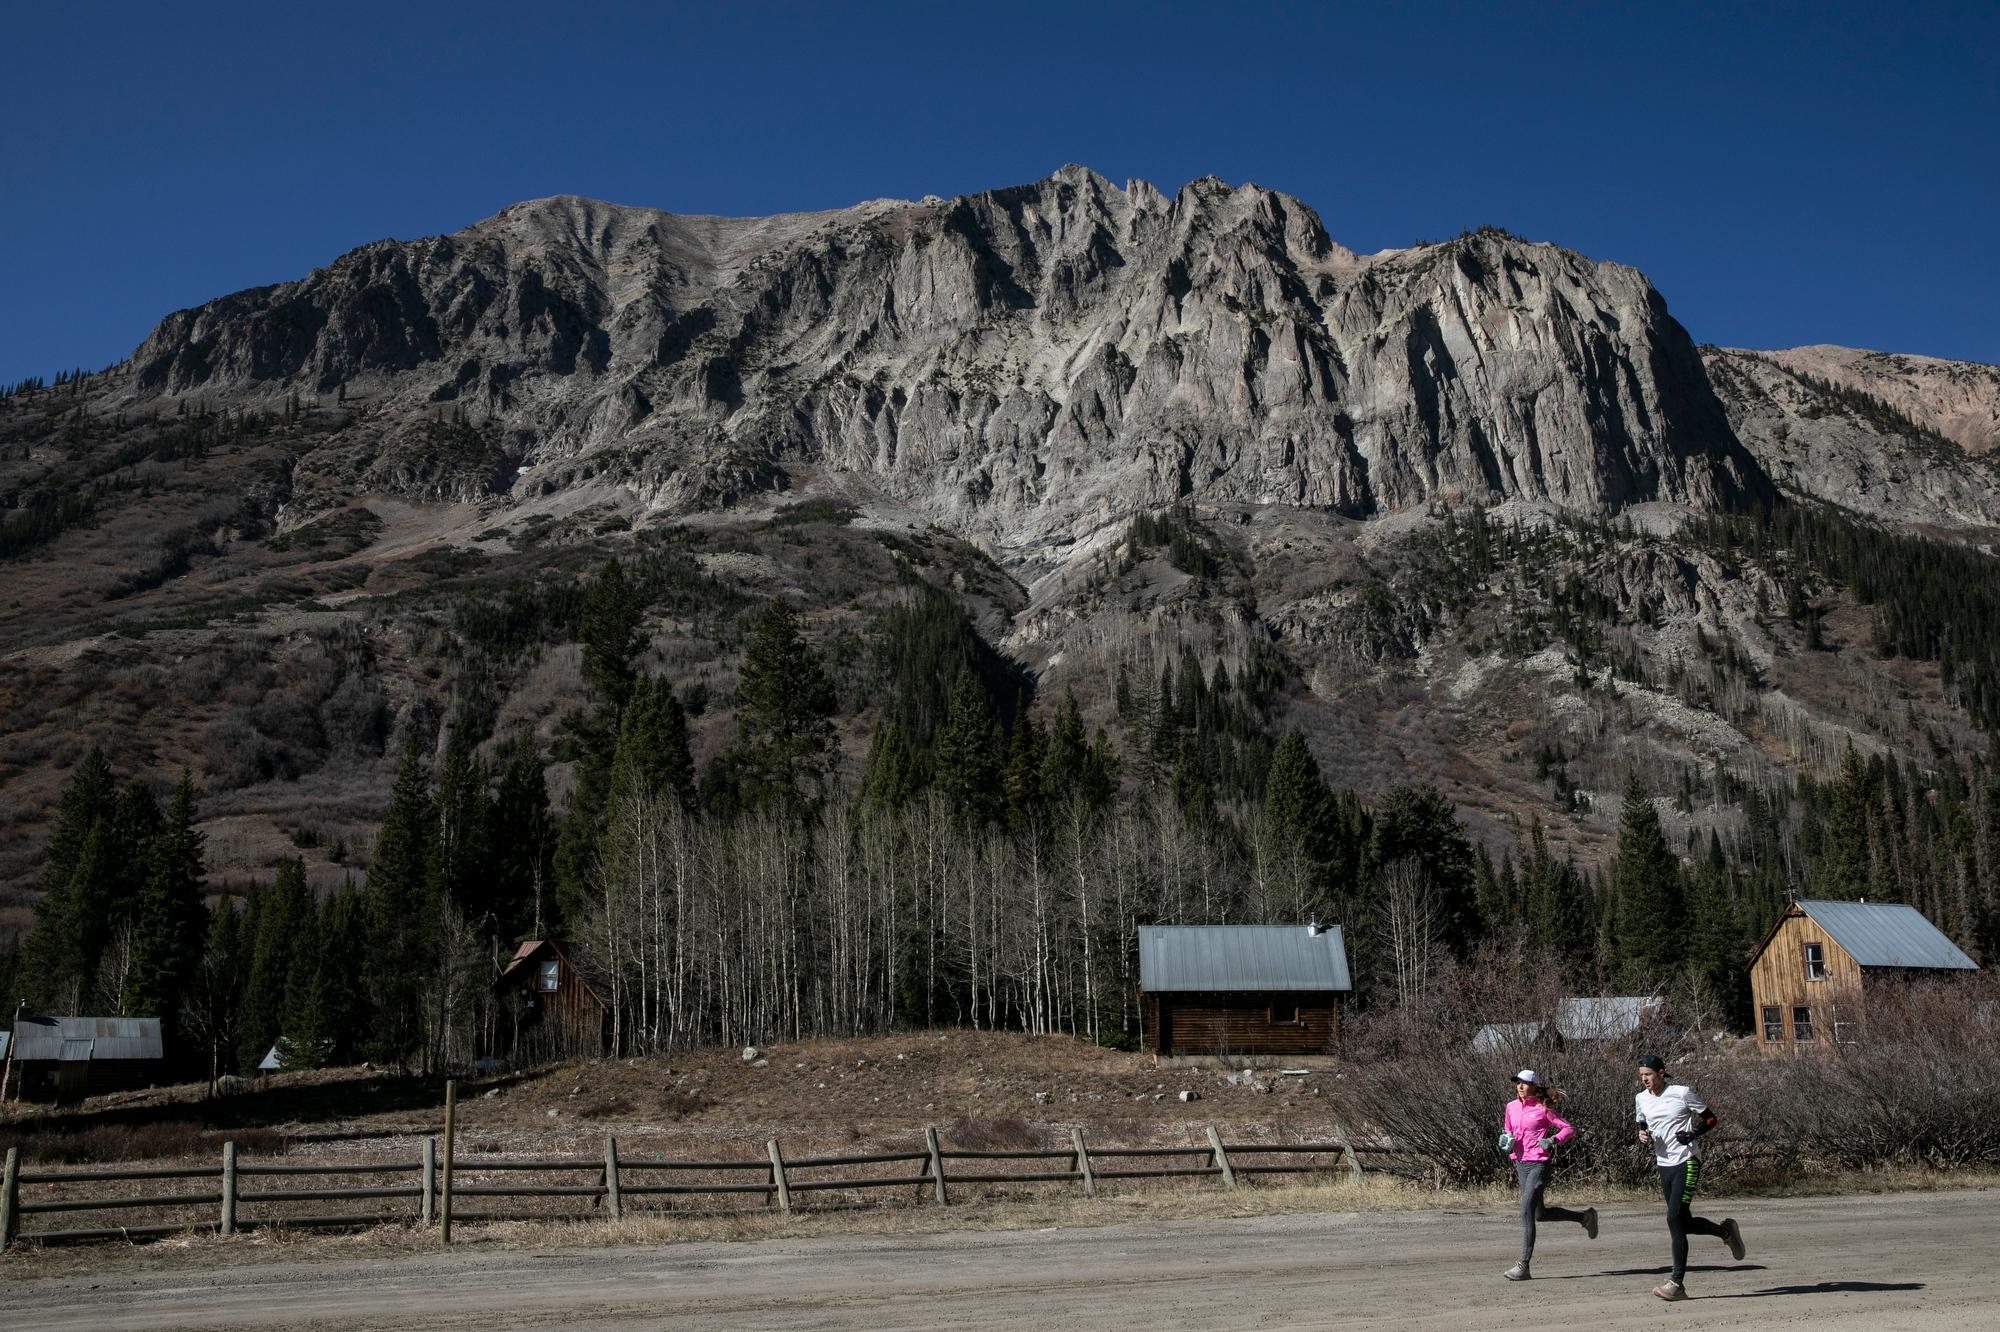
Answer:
[{"left": 117, "top": 168, "right": 1771, "bottom": 557}]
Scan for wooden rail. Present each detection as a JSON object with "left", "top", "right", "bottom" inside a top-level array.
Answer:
[{"left": 0, "top": 1130, "right": 1378, "bottom": 1249}]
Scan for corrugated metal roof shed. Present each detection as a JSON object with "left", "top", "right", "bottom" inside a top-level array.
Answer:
[
  {"left": 1470, "top": 1021, "right": 1545, "bottom": 1053},
  {"left": 9, "top": 1016, "right": 164, "bottom": 1062},
  {"left": 1797, "top": 900, "right": 1979, "bottom": 970},
  {"left": 1139, "top": 925, "right": 1352, "bottom": 992},
  {"left": 1556, "top": 996, "right": 1660, "bottom": 1040}
]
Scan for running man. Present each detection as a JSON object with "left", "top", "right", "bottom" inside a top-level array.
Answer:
[
  {"left": 1634, "top": 1054, "right": 1746, "bottom": 1301},
  {"left": 1500, "top": 1068, "right": 1598, "bottom": 1280}
]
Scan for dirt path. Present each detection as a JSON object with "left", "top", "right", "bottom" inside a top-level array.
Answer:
[{"left": 7, "top": 1189, "right": 1994, "bottom": 1330}]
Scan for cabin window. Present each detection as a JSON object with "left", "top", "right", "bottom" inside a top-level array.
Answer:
[
  {"left": 1792, "top": 1005, "right": 1815, "bottom": 1041},
  {"left": 538, "top": 960, "right": 560, "bottom": 993},
  {"left": 1833, "top": 1020, "right": 1859, "bottom": 1043},
  {"left": 1761, "top": 1006, "right": 1784, "bottom": 1042},
  {"left": 1802, "top": 942, "right": 1827, "bottom": 981},
  {"left": 1269, "top": 1001, "right": 1300, "bottom": 1024}
]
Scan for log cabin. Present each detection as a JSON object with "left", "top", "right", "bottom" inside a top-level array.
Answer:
[
  {"left": 1138, "top": 924, "right": 1351, "bottom": 1058},
  {"left": 1747, "top": 899, "right": 1978, "bottom": 1054}
]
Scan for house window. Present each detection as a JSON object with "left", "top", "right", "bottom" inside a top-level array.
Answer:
[
  {"left": 1762, "top": 1006, "right": 1784, "bottom": 1042},
  {"left": 1803, "top": 942, "right": 1827, "bottom": 981},
  {"left": 1269, "top": 1001, "right": 1300, "bottom": 1024},
  {"left": 1833, "top": 1020, "right": 1859, "bottom": 1043},
  {"left": 538, "top": 960, "right": 560, "bottom": 993},
  {"left": 1792, "top": 1006, "right": 1815, "bottom": 1041}
]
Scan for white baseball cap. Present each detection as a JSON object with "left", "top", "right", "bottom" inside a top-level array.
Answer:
[{"left": 1514, "top": 1068, "right": 1542, "bottom": 1086}]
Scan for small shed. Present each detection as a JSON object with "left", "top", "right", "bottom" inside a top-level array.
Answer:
[
  {"left": 1470, "top": 1021, "right": 1547, "bottom": 1054},
  {"left": 7, "top": 1016, "right": 166, "bottom": 1103},
  {"left": 496, "top": 940, "right": 608, "bottom": 1063},
  {"left": 1555, "top": 996, "right": 1664, "bottom": 1042},
  {"left": 1138, "top": 924, "right": 1351, "bottom": 1058},
  {"left": 1749, "top": 899, "right": 1978, "bottom": 1053}
]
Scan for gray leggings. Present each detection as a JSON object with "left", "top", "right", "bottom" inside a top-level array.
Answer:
[{"left": 1517, "top": 1161, "right": 1588, "bottom": 1263}]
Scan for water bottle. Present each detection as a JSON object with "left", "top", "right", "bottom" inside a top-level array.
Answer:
[{"left": 1497, "top": 1130, "right": 1514, "bottom": 1155}]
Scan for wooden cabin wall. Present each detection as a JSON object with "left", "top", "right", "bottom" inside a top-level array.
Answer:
[
  {"left": 1749, "top": 911, "right": 1863, "bottom": 1053},
  {"left": 1148, "top": 992, "right": 1340, "bottom": 1056}
]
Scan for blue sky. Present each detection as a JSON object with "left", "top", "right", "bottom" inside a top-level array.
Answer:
[{"left": 4, "top": 1, "right": 1995, "bottom": 384}]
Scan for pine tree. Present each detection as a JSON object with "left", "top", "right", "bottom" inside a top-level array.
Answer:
[
  {"left": 1370, "top": 784, "right": 1480, "bottom": 951},
  {"left": 122, "top": 772, "right": 208, "bottom": 1056},
  {"left": 731, "top": 599, "right": 837, "bottom": 815},
  {"left": 362, "top": 744, "right": 437, "bottom": 1064},
  {"left": 933, "top": 672, "right": 1003, "bottom": 827},
  {"left": 859, "top": 722, "right": 919, "bottom": 811},
  {"left": 239, "top": 859, "right": 312, "bottom": 1070},
  {"left": 492, "top": 733, "right": 555, "bottom": 940},
  {"left": 315, "top": 884, "right": 369, "bottom": 1064},
  {"left": 23, "top": 748, "right": 119, "bottom": 1008},
  {"left": 1817, "top": 745, "right": 1874, "bottom": 899},
  {"left": 1610, "top": 773, "right": 1687, "bottom": 991},
  {"left": 1004, "top": 702, "right": 1046, "bottom": 836}
]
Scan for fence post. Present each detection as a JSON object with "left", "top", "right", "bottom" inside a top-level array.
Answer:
[
  {"left": 1340, "top": 1141, "right": 1364, "bottom": 1184},
  {"left": 220, "top": 1141, "right": 237, "bottom": 1236},
  {"left": 1070, "top": 1127, "right": 1095, "bottom": 1199},
  {"left": 422, "top": 1137, "right": 436, "bottom": 1226},
  {"left": 440, "top": 1078, "right": 457, "bottom": 1244},
  {"left": 923, "top": 1126, "right": 949, "bottom": 1206},
  {"left": 1206, "top": 1127, "right": 1236, "bottom": 1189},
  {"left": 1, "top": 1146, "right": 19, "bottom": 1248},
  {"left": 604, "top": 1137, "right": 623, "bottom": 1222},
  {"left": 765, "top": 1139, "right": 791, "bottom": 1215}
]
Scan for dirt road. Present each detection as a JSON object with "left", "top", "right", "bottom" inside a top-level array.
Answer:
[{"left": 6, "top": 1189, "right": 1993, "bottom": 1330}]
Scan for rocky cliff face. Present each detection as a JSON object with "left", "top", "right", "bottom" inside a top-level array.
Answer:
[
  {"left": 122, "top": 168, "right": 1769, "bottom": 560},
  {"left": 1704, "top": 346, "right": 2000, "bottom": 534}
]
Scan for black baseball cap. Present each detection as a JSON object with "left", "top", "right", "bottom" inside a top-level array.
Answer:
[{"left": 1637, "top": 1055, "right": 1666, "bottom": 1072}]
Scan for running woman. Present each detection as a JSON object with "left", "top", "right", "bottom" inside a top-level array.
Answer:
[
  {"left": 1634, "top": 1054, "right": 1746, "bottom": 1301},
  {"left": 1500, "top": 1068, "right": 1598, "bottom": 1280}
]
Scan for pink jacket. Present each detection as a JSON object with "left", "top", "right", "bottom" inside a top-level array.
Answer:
[{"left": 1504, "top": 1097, "right": 1575, "bottom": 1162}]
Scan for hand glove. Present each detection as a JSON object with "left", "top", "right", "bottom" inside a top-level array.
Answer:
[
  {"left": 1674, "top": 1130, "right": 1695, "bottom": 1146},
  {"left": 1538, "top": 1132, "right": 1560, "bottom": 1152}
]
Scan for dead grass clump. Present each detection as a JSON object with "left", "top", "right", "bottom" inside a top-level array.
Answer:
[
  {"left": 0, "top": 1120, "right": 288, "bottom": 1165},
  {"left": 943, "top": 1116, "right": 1042, "bottom": 1151},
  {"left": 573, "top": 1093, "right": 637, "bottom": 1121}
]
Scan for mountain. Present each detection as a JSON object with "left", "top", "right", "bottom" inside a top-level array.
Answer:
[
  {"left": 1705, "top": 344, "right": 2000, "bottom": 535},
  {"left": 120, "top": 167, "right": 1770, "bottom": 563},
  {"left": 2, "top": 168, "right": 1995, "bottom": 955}
]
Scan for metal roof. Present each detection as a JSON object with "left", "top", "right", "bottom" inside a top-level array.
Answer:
[
  {"left": 1139, "top": 925, "right": 1352, "bottom": 992},
  {"left": 1470, "top": 1021, "right": 1545, "bottom": 1053},
  {"left": 1556, "top": 996, "right": 1660, "bottom": 1040},
  {"left": 1796, "top": 900, "right": 1980, "bottom": 971},
  {"left": 8, "top": 1016, "right": 164, "bottom": 1062},
  {"left": 0, "top": 1031, "right": 9, "bottom": 1061}
]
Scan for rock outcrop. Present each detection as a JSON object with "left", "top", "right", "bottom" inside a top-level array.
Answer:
[
  {"left": 122, "top": 168, "right": 1770, "bottom": 557},
  {"left": 1705, "top": 346, "right": 2000, "bottom": 533}
]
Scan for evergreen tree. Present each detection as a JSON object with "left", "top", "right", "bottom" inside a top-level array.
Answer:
[
  {"left": 22, "top": 748, "right": 119, "bottom": 1009},
  {"left": 859, "top": 722, "right": 920, "bottom": 811},
  {"left": 731, "top": 599, "right": 838, "bottom": 815},
  {"left": 315, "top": 884, "right": 370, "bottom": 1063},
  {"left": 362, "top": 744, "right": 437, "bottom": 1064},
  {"left": 1041, "top": 689, "right": 1091, "bottom": 812},
  {"left": 933, "top": 672, "right": 1003, "bottom": 827},
  {"left": 122, "top": 772, "right": 208, "bottom": 1056},
  {"left": 1004, "top": 702, "right": 1046, "bottom": 836},
  {"left": 492, "top": 733, "right": 555, "bottom": 939},
  {"left": 1817, "top": 744, "right": 1875, "bottom": 899},
  {"left": 277, "top": 892, "right": 330, "bottom": 1069},
  {"left": 433, "top": 727, "right": 494, "bottom": 916},
  {"left": 1609, "top": 774, "right": 1687, "bottom": 991},
  {"left": 1370, "top": 784, "right": 1480, "bottom": 951},
  {"left": 239, "top": 859, "right": 311, "bottom": 1070}
]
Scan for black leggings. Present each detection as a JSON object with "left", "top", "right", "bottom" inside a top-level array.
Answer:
[
  {"left": 1517, "top": 1162, "right": 1588, "bottom": 1263},
  {"left": 1659, "top": 1160, "right": 1728, "bottom": 1279}
]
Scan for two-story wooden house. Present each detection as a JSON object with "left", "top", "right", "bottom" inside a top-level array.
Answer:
[{"left": 1747, "top": 899, "right": 1978, "bottom": 1053}]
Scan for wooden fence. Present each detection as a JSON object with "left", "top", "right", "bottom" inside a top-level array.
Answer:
[{"left": 0, "top": 1130, "right": 1379, "bottom": 1248}]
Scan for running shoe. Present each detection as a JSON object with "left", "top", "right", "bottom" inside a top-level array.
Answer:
[
  {"left": 1584, "top": 1206, "right": 1599, "bottom": 1240},
  {"left": 1652, "top": 1279, "right": 1687, "bottom": 1301},
  {"left": 1503, "top": 1262, "right": 1531, "bottom": 1281},
  {"left": 1722, "top": 1217, "right": 1746, "bottom": 1261}
]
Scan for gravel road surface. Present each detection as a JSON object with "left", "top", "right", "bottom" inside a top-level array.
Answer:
[{"left": 7, "top": 1189, "right": 1993, "bottom": 1330}]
